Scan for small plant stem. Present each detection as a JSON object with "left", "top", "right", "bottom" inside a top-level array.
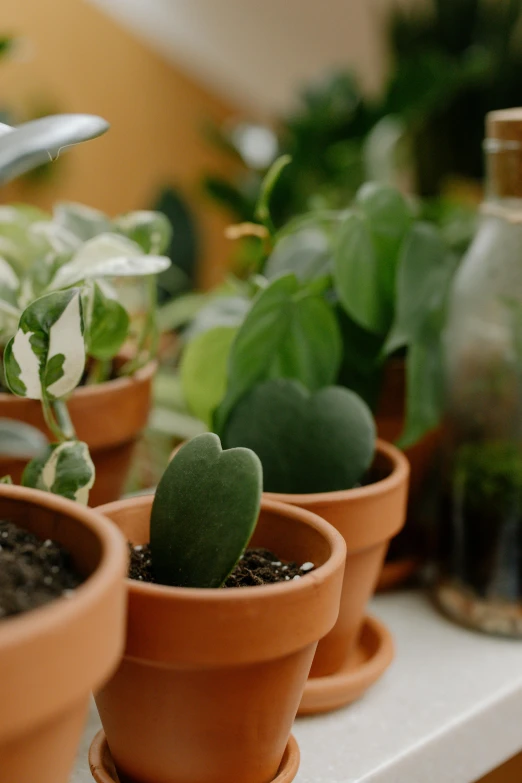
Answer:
[
  {"left": 41, "top": 396, "right": 66, "bottom": 442},
  {"left": 52, "top": 400, "right": 76, "bottom": 440},
  {"left": 86, "top": 358, "right": 112, "bottom": 385}
]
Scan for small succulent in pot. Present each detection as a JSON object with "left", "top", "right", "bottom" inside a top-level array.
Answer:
[
  {"left": 150, "top": 432, "right": 262, "bottom": 587},
  {"left": 0, "top": 114, "right": 173, "bottom": 503}
]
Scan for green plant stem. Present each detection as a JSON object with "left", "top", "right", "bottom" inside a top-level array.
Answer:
[
  {"left": 41, "top": 396, "right": 66, "bottom": 442},
  {"left": 86, "top": 358, "right": 112, "bottom": 385},
  {"left": 52, "top": 400, "right": 76, "bottom": 440}
]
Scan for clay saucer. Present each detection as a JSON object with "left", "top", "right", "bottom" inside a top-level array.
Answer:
[
  {"left": 89, "top": 730, "right": 300, "bottom": 783},
  {"left": 298, "top": 614, "right": 394, "bottom": 715}
]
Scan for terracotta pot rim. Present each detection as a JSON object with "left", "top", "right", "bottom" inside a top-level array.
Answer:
[
  {"left": 0, "top": 484, "right": 126, "bottom": 649},
  {"left": 0, "top": 359, "right": 156, "bottom": 407},
  {"left": 264, "top": 438, "right": 409, "bottom": 506},
  {"left": 97, "top": 494, "right": 346, "bottom": 603}
]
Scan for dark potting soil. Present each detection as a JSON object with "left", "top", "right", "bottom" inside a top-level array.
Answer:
[
  {"left": 0, "top": 520, "right": 82, "bottom": 619},
  {"left": 128, "top": 544, "right": 315, "bottom": 587}
]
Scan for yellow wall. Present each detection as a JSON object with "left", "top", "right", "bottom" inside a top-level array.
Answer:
[{"left": 0, "top": 0, "right": 238, "bottom": 288}]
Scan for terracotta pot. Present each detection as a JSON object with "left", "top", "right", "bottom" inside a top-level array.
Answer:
[
  {"left": 265, "top": 439, "right": 409, "bottom": 678},
  {"left": 0, "top": 483, "right": 128, "bottom": 783},
  {"left": 94, "top": 494, "right": 346, "bottom": 783},
  {"left": 375, "top": 358, "right": 441, "bottom": 590},
  {"left": 0, "top": 360, "right": 155, "bottom": 506}
]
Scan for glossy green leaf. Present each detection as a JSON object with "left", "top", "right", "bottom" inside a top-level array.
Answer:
[
  {"left": 22, "top": 439, "right": 95, "bottom": 504},
  {"left": 214, "top": 274, "right": 341, "bottom": 433},
  {"left": 85, "top": 282, "right": 130, "bottom": 360},
  {"left": 255, "top": 154, "right": 291, "bottom": 233},
  {"left": 0, "top": 115, "right": 109, "bottom": 184},
  {"left": 181, "top": 326, "right": 237, "bottom": 427},
  {"left": 384, "top": 222, "right": 456, "bottom": 356},
  {"left": 355, "top": 182, "right": 412, "bottom": 318},
  {"left": 223, "top": 379, "right": 376, "bottom": 493},
  {"left": 398, "top": 330, "right": 444, "bottom": 448},
  {"left": 150, "top": 432, "right": 262, "bottom": 588},
  {"left": 0, "top": 419, "right": 48, "bottom": 458},
  {"left": 265, "top": 226, "right": 332, "bottom": 282},
  {"left": 334, "top": 211, "right": 388, "bottom": 334},
  {"left": 183, "top": 295, "right": 250, "bottom": 340},
  {"left": 4, "top": 288, "right": 85, "bottom": 401}
]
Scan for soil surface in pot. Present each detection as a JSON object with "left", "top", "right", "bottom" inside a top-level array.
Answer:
[
  {"left": 128, "top": 544, "right": 315, "bottom": 587},
  {"left": 0, "top": 520, "right": 82, "bottom": 619}
]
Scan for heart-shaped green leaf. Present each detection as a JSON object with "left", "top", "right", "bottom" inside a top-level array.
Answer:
[
  {"left": 150, "top": 432, "right": 262, "bottom": 588},
  {"left": 214, "top": 274, "right": 341, "bottom": 433},
  {"left": 84, "top": 282, "right": 130, "bottom": 360},
  {"left": 265, "top": 226, "right": 333, "bottom": 282},
  {"left": 222, "top": 379, "right": 376, "bottom": 494}
]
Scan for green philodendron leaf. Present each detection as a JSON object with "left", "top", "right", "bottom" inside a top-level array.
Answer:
[
  {"left": 49, "top": 233, "right": 171, "bottom": 289},
  {"left": 265, "top": 226, "right": 333, "bottom": 282},
  {"left": 0, "top": 115, "right": 109, "bottom": 184},
  {"left": 0, "top": 419, "right": 48, "bottom": 458},
  {"left": 398, "top": 330, "right": 444, "bottom": 449},
  {"left": 22, "top": 439, "right": 95, "bottom": 505},
  {"left": 181, "top": 326, "right": 237, "bottom": 427},
  {"left": 334, "top": 211, "right": 388, "bottom": 335},
  {"left": 214, "top": 274, "right": 341, "bottom": 433},
  {"left": 85, "top": 282, "right": 130, "bottom": 360},
  {"left": 383, "top": 222, "right": 456, "bottom": 356},
  {"left": 54, "top": 202, "right": 112, "bottom": 240},
  {"left": 114, "top": 210, "right": 173, "bottom": 255},
  {"left": 223, "top": 378, "right": 376, "bottom": 494},
  {"left": 355, "top": 182, "right": 412, "bottom": 320},
  {"left": 183, "top": 295, "right": 251, "bottom": 341},
  {"left": 150, "top": 432, "right": 262, "bottom": 588},
  {"left": 4, "top": 288, "right": 85, "bottom": 401}
]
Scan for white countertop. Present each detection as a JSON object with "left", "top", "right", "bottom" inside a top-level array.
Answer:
[{"left": 72, "top": 591, "right": 522, "bottom": 783}]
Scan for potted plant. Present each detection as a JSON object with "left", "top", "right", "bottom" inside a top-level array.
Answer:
[
  {"left": 91, "top": 432, "right": 345, "bottom": 783},
  {"left": 175, "top": 162, "right": 454, "bottom": 587},
  {"left": 0, "top": 116, "right": 173, "bottom": 505},
  {"left": 0, "top": 476, "right": 127, "bottom": 783}
]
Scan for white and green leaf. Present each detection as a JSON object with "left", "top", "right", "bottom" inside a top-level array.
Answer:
[
  {"left": 22, "top": 439, "right": 95, "bottom": 504},
  {"left": 114, "top": 210, "right": 172, "bottom": 254},
  {"left": 4, "top": 288, "right": 85, "bottom": 400},
  {"left": 49, "top": 233, "right": 171, "bottom": 289},
  {"left": 84, "top": 282, "right": 129, "bottom": 360},
  {"left": 53, "top": 201, "right": 112, "bottom": 241}
]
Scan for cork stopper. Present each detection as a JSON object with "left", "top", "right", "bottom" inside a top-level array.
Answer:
[{"left": 486, "top": 108, "right": 522, "bottom": 198}]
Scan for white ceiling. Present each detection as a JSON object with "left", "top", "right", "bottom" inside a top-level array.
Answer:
[{"left": 87, "top": 0, "right": 394, "bottom": 117}]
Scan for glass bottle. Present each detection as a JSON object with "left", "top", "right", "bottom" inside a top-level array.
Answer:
[{"left": 437, "top": 108, "right": 522, "bottom": 637}]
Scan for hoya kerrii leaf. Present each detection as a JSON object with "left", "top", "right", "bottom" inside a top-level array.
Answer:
[
  {"left": 180, "top": 326, "right": 238, "bottom": 427},
  {"left": 0, "top": 114, "right": 109, "bottom": 184},
  {"left": 223, "top": 378, "right": 376, "bottom": 494},
  {"left": 334, "top": 211, "right": 389, "bottom": 335},
  {"left": 383, "top": 222, "right": 456, "bottom": 356},
  {"left": 150, "top": 432, "right": 262, "bottom": 588},
  {"left": 84, "top": 282, "right": 130, "bottom": 360},
  {"left": 49, "top": 233, "right": 171, "bottom": 289},
  {"left": 4, "top": 288, "right": 85, "bottom": 401},
  {"left": 22, "top": 439, "right": 95, "bottom": 505},
  {"left": 0, "top": 418, "right": 48, "bottom": 459},
  {"left": 214, "top": 273, "right": 341, "bottom": 433},
  {"left": 53, "top": 202, "right": 112, "bottom": 241},
  {"left": 114, "top": 210, "right": 173, "bottom": 254}
]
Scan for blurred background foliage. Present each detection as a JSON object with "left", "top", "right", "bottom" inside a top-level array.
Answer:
[{"left": 201, "top": 0, "right": 522, "bottom": 272}]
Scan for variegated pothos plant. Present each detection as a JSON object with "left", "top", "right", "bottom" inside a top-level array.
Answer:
[{"left": 0, "top": 204, "right": 172, "bottom": 503}]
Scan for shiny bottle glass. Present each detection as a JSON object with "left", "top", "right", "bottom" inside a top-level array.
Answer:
[{"left": 437, "top": 109, "right": 522, "bottom": 636}]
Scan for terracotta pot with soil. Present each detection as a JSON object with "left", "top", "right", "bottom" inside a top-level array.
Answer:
[
  {"left": 0, "top": 358, "right": 155, "bottom": 507},
  {"left": 266, "top": 438, "right": 409, "bottom": 713},
  {"left": 0, "top": 483, "right": 127, "bottom": 783},
  {"left": 95, "top": 489, "right": 346, "bottom": 783},
  {"left": 375, "top": 359, "right": 441, "bottom": 590}
]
